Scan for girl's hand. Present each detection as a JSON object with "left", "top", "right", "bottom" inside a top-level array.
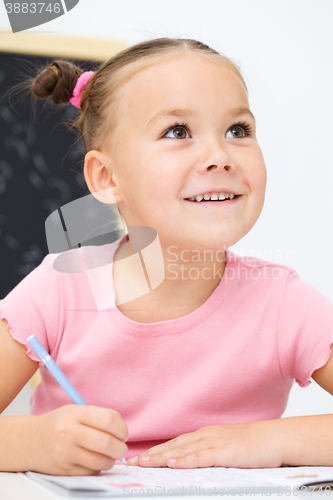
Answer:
[
  {"left": 128, "top": 421, "right": 284, "bottom": 469},
  {"left": 26, "top": 405, "right": 128, "bottom": 475}
]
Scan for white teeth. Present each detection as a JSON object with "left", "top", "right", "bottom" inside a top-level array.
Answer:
[{"left": 189, "top": 192, "right": 236, "bottom": 202}]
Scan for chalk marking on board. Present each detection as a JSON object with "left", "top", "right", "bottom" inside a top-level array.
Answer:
[{"left": 59, "top": 0, "right": 68, "bottom": 13}]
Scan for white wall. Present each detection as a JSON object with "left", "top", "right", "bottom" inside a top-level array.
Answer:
[{"left": 1, "top": 0, "right": 332, "bottom": 417}]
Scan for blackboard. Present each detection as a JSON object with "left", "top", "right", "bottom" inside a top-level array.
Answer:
[{"left": 0, "top": 35, "right": 126, "bottom": 299}]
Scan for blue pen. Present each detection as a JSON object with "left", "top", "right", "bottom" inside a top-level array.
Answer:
[{"left": 27, "top": 334, "right": 128, "bottom": 467}]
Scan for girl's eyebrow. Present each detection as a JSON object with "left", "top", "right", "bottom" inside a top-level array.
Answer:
[
  {"left": 146, "top": 108, "right": 196, "bottom": 130},
  {"left": 146, "top": 106, "right": 255, "bottom": 130},
  {"left": 229, "top": 107, "right": 256, "bottom": 121}
]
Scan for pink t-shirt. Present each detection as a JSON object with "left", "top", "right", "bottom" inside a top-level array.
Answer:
[{"left": 1, "top": 235, "right": 333, "bottom": 460}]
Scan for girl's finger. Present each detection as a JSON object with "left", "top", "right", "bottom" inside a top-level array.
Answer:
[
  {"left": 136, "top": 439, "right": 216, "bottom": 468},
  {"left": 143, "top": 431, "right": 198, "bottom": 456},
  {"left": 166, "top": 448, "right": 218, "bottom": 469},
  {"left": 77, "top": 406, "right": 128, "bottom": 442},
  {"left": 72, "top": 445, "right": 117, "bottom": 473},
  {"left": 74, "top": 423, "right": 128, "bottom": 461},
  {"left": 63, "top": 464, "right": 102, "bottom": 476}
]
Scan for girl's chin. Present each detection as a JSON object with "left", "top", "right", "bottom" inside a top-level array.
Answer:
[{"left": 159, "top": 236, "right": 237, "bottom": 253}]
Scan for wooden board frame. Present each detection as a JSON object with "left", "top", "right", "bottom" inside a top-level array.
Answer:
[{"left": 0, "top": 30, "right": 127, "bottom": 60}]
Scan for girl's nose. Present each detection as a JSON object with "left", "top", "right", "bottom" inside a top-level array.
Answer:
[
  {"left": 198, "top": 139, "right": 236, "bottom": 174},
  {"left": 207, "top": 163, "right": 232, "bottom": 172}
]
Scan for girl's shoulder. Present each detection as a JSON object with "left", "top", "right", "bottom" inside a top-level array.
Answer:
[{"left": 226, "top": 249, "right": 295, "bottom": 272}]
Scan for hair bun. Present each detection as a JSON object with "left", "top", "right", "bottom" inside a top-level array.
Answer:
[{"left": 31, "top": 60, "right": 82, "bottom": 105}]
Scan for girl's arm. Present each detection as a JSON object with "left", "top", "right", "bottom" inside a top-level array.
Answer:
[
  {"left": 129, "top": 414, "right": 333, "bottom": 469},
  {"left": 277, "top": 347, "right": 333, "bottom": 467},
  {"left": 130, "top": 345, "right": 333, "bottom": 469},
  {"left": 0, "top": 318, "right": 41, "bottom": 471},
  {"left": 0, "top": 319, "right": 39, "bottom": 414},
  {"left": 0, "top": 318, "right": 128, "bottom": 474}
]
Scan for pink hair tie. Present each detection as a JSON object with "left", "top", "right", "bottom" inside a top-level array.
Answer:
[{"left": 69, "top": 71, "right": 94, "bottom": 109}]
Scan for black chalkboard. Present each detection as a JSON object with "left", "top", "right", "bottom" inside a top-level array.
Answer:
[{"left": 0, "top": 51, "right": 96, "bottom": 299}]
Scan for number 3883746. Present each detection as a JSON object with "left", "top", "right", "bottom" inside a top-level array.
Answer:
[{"left": 5, "top": 3, "right": 61, "bottom": 14}]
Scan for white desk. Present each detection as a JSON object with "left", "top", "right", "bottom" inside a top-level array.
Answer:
[
  {"left": 0, "top": 472, "right": 55, "bottom": 499},
  {"left": 0, "top": 472, "right": 330, "bottom": 500}
]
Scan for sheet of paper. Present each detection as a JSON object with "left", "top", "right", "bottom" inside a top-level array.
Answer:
[{"left": 25, "top": 465, "right": 333, "bottom": 497}]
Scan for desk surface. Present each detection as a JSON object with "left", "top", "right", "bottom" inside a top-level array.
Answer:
[
  {"left": 0, "top": 472, "right": 329, "bottom": 500},
  {"left": 0, "top": 472, "right": 55, "bottom": 499}
]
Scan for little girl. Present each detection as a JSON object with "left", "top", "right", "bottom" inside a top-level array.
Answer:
[{"left": 0, "top": 37, "right": 332, "bottom": 476}]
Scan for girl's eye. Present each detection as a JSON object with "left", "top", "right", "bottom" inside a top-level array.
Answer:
[
  {"left": 162, "top": 121, "right": 252, "bottom": 140},
  {"left": 225, "top": 122, "right": 252, "bottom": 139},
  {"left": 163, "top": 123, "right": 190, "bottom": 139}
]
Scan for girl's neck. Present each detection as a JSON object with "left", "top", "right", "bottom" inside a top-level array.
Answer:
[{"left": 113, "top": 233, "right": 226, "bottom": 317}]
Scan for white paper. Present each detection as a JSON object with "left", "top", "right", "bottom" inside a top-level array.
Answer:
[{"left": 25, "top": 465, "right": 333, "bottom": 497}]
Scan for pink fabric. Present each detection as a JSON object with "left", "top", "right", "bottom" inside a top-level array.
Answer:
[
  {"left": 69, "top": 71, "right": 94, "bottom": 108},
  {"left": 1, "top": 235, "right": 332, "bottom": 460}
]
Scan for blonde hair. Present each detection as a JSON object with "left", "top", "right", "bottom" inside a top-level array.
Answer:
[{"left": 16, "top": 37, "right": 247, "bottom": 157}]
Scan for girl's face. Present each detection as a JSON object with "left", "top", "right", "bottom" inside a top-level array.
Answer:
[{"left": 104, "top": 51, "right": 267, "bottom": 253}]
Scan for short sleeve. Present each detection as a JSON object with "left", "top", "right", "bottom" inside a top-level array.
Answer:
[
  {"left": 0, "top": 254, "right": 60, "bottom": 367},
  {"left": 278, "top": 270, "right": 333, "bottom": 387}
]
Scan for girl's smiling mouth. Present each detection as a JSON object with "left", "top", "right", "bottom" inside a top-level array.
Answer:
[{"left": 184, "top": 194, "right": 242, "bottom": 205}]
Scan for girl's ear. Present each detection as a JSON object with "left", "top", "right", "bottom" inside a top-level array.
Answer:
[{"left": 83, "top": 150, "right": 123, "bottom": 204}]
